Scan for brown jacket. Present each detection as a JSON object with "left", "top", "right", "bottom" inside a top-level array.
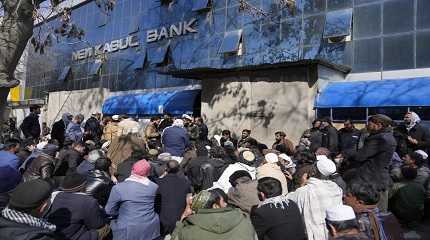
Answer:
[
  {"left": 102, "top": 122, "right": 119, "bottom": 142},
  {"left": 23, "top": 153, "right": 55, "bottom": 182},
  {"left": 272, "top": 138, "right": 295, "bottom": 156},
  {"left": 144, "top": 122, "right": 159, "bottom": 141},
  {"left": 107, "top": 134, "right": 146, "bottom": 175}
]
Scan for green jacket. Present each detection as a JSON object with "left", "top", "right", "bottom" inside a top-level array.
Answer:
[{"left": 172, "top": 208, "right": 256, "bottom": 240}]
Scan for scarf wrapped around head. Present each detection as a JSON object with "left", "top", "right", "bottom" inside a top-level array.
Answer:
[
  {"left": 131, "top": 159, "right": 151, "bottom": 177},
  {"left": 406, "top": 112, "right": 421, "bottom": 131},
  {"left": 62, "top": 113, "right": 72, "bottom": 126}
]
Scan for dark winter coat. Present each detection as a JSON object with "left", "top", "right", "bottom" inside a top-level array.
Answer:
[
  {"left": 344, "top": 128, "right": 397, "bottom": 191},
  {"left": 54, "top": 148, "right": 83, "bottom": 176},
  {"left": 84, "top": 117, "right": 102, "bottom": 142},
  {"left": 51, "top": 120, "right": 66, "bottom": 146},
  {"left": 20, "top": 113, "right": 40, "bottom": 139},
  {"left": 0, "top": 216, "right": 61, "bottom": 240},
  {"left": 395, "top": 123, "right": 430, "bottom": 156},
  {"left": 251, "top": 201, "right": 307, "bottom": 240},
  {"left": 338, "top": 127, "right": 361, "bottom": 154},
  {"left": 321, "top": 125, "right": 339, "bottom": 154},
  {"left": 22, "top": 153, "right": 56, "bottom": 182},
  {"left": 155, "top": 173, "right": 191, "bottom": 235},
  {"left": 161, "top": 126, "right": 190, "bottom": 157},
  {"left": 85, "top": 170, "right": 114, "bottom": 206},
  {"left": 45, "top": 192, "right": 107, "bottom": 240}
]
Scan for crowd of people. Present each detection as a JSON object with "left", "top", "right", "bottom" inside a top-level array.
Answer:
[{"left": 1, "top": 105, "right": 430, "bottom": 240}]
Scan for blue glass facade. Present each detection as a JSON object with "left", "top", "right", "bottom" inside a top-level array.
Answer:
[{"left": 25, "top": 0, "right": 430, "bottom": 99}]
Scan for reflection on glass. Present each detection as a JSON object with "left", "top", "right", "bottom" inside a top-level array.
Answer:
[
  {"left": 323, "top": 8, "right": 352, "bottom": 38},
  {"left": 149, "top": 43, "right": 170, "bottom": 65},
  {"left": 58, "top": 66, "right": 71, "bottom": 82},
  {"left": 219, "top": 29, "right": 243, "bottom": 53},
  {"left": 89, "top": 61, "right": 103, "bottom": 76},
  {"left": 192, "top": 0, "right": 211, "bottom": 12}
]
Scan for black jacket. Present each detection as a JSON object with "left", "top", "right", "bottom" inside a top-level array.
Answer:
[
  {"left": 0, "top": 216, "right": 61, "bottom": 240},
  {"left": 338, "top": 127, "right": 361, "bottom": 154},
  {"left": 84, "top": 170, "right": 113, "bottom": 206},
  {"left": 115, "top": 158, "right": 139, "bottom": 182},
  {"left": 395, "top": 123, "right": 430, "bottom": 156},
  {"left": 22, "top": 153, "right": 56, "bottom": 182},
  {"left": 321, "top": 125, "right": 339, "bottom": 154},
  {"left": 51, "top": 120, "right": 66, "bottom": 146},
  {"left": 155, "top": 174, "right": 191, "bottom": 235},
  {"left": 250, "top": 201, "right": 307, "bottom": 240},
  {"left": 345, "top": 129, "right": 397, "bottom": 191},
  {"left": 84, "top": 117, "right": 102, "bottom": 142},
  {"left": 20, "top": 113, "right": 40, "bottom": 139},
  {"left": 54, "top": 149, "right": 83, "bottom": 176}
]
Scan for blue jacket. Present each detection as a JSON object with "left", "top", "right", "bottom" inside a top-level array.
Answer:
[
  {"left": 65, "top": 122, "right": 83, "bottom": 142},
  {"left": 105, "top": 179, "right": 160, "bottom": 240},
  {"left": 161, "top": 126, "right": 190, "bottom": 157},
  {"left": 0, "top": 151, "right": 21, "bottom": 170}
]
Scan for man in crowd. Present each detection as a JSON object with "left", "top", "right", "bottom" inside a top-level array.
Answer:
[
  {"left": 117, "top": 115, "right": 140, "bottom": 136},
  {"left": 227, "top": 170, "right": 260, "bottom": 214},
  {"left": 51, "top": 113, "right": 72, "bottom": 147},
  {"left": 0, "top": 138, "right": 21, "bottom": 169},
  {"left": 344, "top": 114, "right": 397, "bottom": 212},
  {"left": 320, "top": 117, "right": 338, "bottom": 156},
  {"left": 144, "top": 116, "right": 161, "bottom": 146},
  {"left": 156, "top": 160, "right": 191, "bottom": 237},
  {"left": 238, "top": 129, "right": 251, "bottom": 148},
  {"left": 20, "top": 105, "right": 41, "bottom": 140},
  {"left": 84, "top": 113, "right": 102, "bottom": 143},
  {"left": 161, "top": 119, "right": 190, "bottom": 162},
  {"left": 326, "top": 205, "right": 369, "bottom": 240},
  {"left": 183, "top": 114, "right": 199, "bottom": 143},
  {"left": 396, "top": 112, "right": 430, "bottom": 156},
  {"left": 158, "top": 113, "right": 173, "bottom": 132},
  {"left": 101, "top": 115, "right": 119, "bottom": 142},
  {"left": 0, "top": 179, "right": 60, "bottom": 240},
  {"left": 338, "top": 119, "right": 361, "bottom": 155},
  {"left": 287, "top": 156, "right": 343, "bottom": 240},
  {"left": 251, "top": 177, "right": 307, "bottom": 240},
  {"left": 220, "top": 129, "right": 238, "bottom": 148},
  {"left": 195, "top": 117, "right": 208, "bottom": 143},
  {"left": 54, "top": 142, "right": 86, "bottom": 176},
  {"left": 65, "top": 114, "right": 84, "bottom": 143},
  {"left": 76, "top": 149, "right": 105, "bottom": 175},
  {"left": 22, "top": 143, "right": 58, "bottom": 182},
  {"left": 272, "top": 131, "right": 295, "bottom": 156}
]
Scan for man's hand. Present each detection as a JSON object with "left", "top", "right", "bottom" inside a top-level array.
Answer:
[{"left": 408, "top": 136, "right": 418, "bottom": 145}]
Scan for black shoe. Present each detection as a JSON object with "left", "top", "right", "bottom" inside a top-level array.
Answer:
[{"left": 0, "top": 79, "right": 20, "bottom": 88}]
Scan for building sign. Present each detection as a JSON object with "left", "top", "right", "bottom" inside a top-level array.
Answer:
[
  {"left": 146, "top": 18, "right": 198, "bottom": 43},
  {"left": 72, "top": 35, "right": 139, "bottom": 61}
]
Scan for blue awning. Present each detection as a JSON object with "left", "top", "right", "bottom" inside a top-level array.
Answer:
[
  {"left": 102, "top": 89, "right": 200, "bottom": 116},
  {"left": 315, "top": 77, "right": 430, "bottom": 108}
]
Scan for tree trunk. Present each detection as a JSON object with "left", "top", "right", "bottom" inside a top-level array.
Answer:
[{"left": 0, "top": 0, "right": 36, "bottom": 124}]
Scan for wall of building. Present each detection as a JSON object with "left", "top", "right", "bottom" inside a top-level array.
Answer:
[{"left": 201, "top": 66, "right": 319, "bottom": 145}]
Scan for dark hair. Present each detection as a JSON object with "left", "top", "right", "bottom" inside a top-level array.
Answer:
[
  {"left": 95, "top": 158, "right": 111, "bottom": 172},
  {"left": 29, "top": 105, "right": 40, "bottom": 112},
  {"left": 275, "top": 131, "right": 286, "bottom": 137},
  {"left": 326, "top": 219, "right": 359, "bottom": 232},
  {"left": 195, "top": 142, "right": 209, "bottom": 157},
  {"left": 244, "top": 137, "right": 258, "bottom": 147},
  {"left": 257, "top": 177, "right": 282, "bottom": 198},
  {"left": 242, "top": 129, "right": 251, "bottom": 134},
  {"left": 204, "top": 189, "right": 228, "bottom": 209},
  {"left": 344, "top": 119, "right": 354, "bottom": 124},
  {"left": 210, "top": 146, "right": 226, "bottom": 159},
  {"left": 275, "top": 144, "right": 288, "bottom": 154},
  {"left": 408, "top": 152, "right": 425, "bottom": 167},
  {"left": 166, "top": 160, "right": 180, "bottom": 174},
  {"left": 150, "top": 116, "right": 160, "bottom": 122},
  {"left": 321, "top": 117, "right": 332, "bottom": 124},
  {"left": 222, "top": 130, "right": 231, "bottom": 136},
  {"left": 401, "top": 165, "right": 418, "bottom": 180},
  {"left": 312, "top": 119, "right": 321, "bottom": 125},
  {"left": 346, "top": 180, "right": 380, "bottom": 205},
  {"left": 294, "top": 149, "right": 316, "bottom": 165},
  {"left": 4, "top": 138, "right": 21, "bottom": 150}
]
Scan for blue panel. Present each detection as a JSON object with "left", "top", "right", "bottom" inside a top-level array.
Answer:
[
  {"left": 89, "top": 61, "right": 103, "bottom": 75},
  {"left": 324, "top": 8, "right": 353, "bottom": 38},
  {"left": 192, "top": 0, "right": 211, "bottom": 11},
  {"left": 315, "top": 78, "right": 430, "bottom": 108},
  {"left": 219, "top": 30, "right": 243, "bottom": 53},
  {"left": 148, "top": 43, "right": 170, "bottom": 65},
  {"left": 58, "top": 66, "right": 71, "bottom": 82},
  {"left": 102, "top": 89, "right": 201, "bottom": 116}
]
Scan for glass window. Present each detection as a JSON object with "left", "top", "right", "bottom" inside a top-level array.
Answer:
[
  {"left": 332, "top": 108, "right": 366, "bottom": 121},
  {"left": 316, "top": 108, "right": 331, "bottom": 119},
  {"left": 383, "top": 0, "right": 414, "bottom": 34},
  {"left": 353, "top": 38, "right": 381, "bottom": 73},
  {"left": 368, "top": 107, "right": 409, "bottom": 121},
  {"left": 131, "top": 52, "right": 146, "bottom": 70},
  {"left": 324, "top": 8, "right": 353, "bottom": 38},
  {"left": 96, "top": 13, "right": 108, "bottom": 27},
  {"left": 383, "top": 34, "right": 414, "bottom": 71},
  {"left": 58, "top": 66, "right": 71, "bottom": 82},
  {"left": 416, "top": 31, "right": 430, "bottom": 68},
  {"left": 303, "top": 15, "right": 325, "bottom": 46},
  {"left": 327, "top": 0, "right": 352, "bottom": 11},
  {"left": 304, "top": 0, "right": 326, "bottom": 15},
  {"left": 219, "top": 29, "right": 243, "bottom": 53},
  {"left": 353, "top": 4, "right": 381, "bottom": 39},
  {"left": 129, "top": 15, "right": 140, "bottom": 34},
  {"left": 410, "top": 107, "right": 430, "bottom": 121},
  {"left": 417, "top": 0, "right": 430, "bottom": 30},
  {"left": 354, "top": 0, "right": 376, "bottom": 5},
  {"left": 89, "top": 61, "right": 103, "bottom": 76},
  {"left": 148, "top": 43, "right": 170, "bottom": 65},
  {"left": 193, "top": 0, "right": 212, "bottom": 11}
]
